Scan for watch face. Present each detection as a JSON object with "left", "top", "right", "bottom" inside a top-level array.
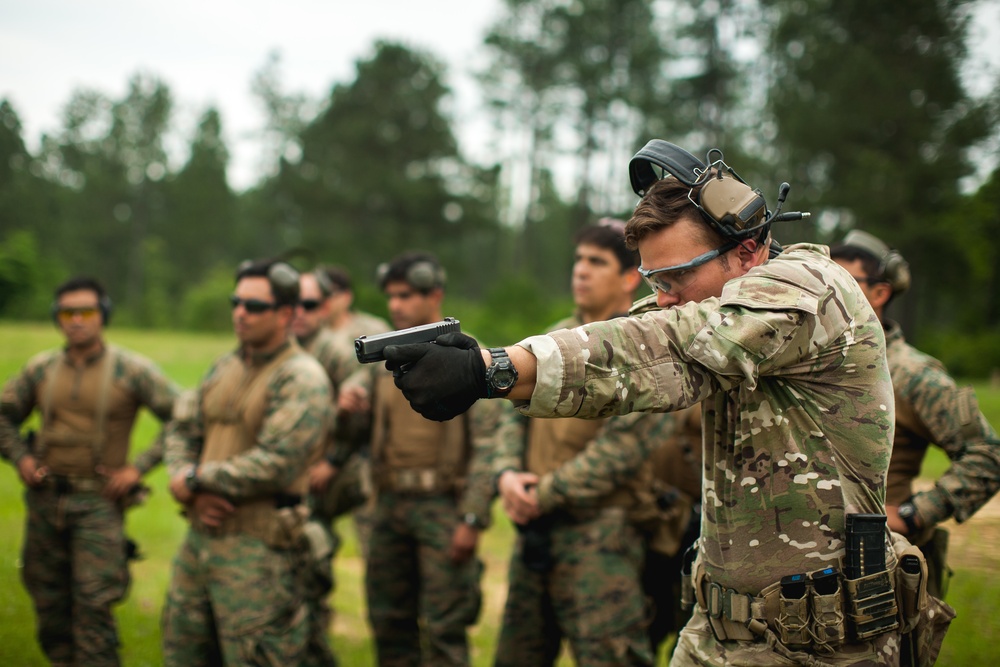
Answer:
[{"left": 491, "top": 366, "right": 517, "bottom": 390}]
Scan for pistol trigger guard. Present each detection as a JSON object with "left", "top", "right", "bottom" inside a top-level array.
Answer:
[{"left": 393, "top": 362, "right": 414, "bottom": 379}]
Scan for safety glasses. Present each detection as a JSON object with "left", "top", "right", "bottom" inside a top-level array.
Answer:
[
  {"left": 229, "top": 295, "right": 277, "bottom": 314},
  {"left": 55, "top": 306, "right": 100, "bottom": 323},
  {"left": 638, "top": 240, "right": 738, "bottom": 295}
]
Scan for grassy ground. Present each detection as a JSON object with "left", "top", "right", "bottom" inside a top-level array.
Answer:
[{"left": 0, "top": 322, "right": 998, "bottom": 665}]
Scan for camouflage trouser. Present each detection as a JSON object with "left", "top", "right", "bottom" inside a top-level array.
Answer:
[
  {"left": 494, "top": 509, "right": 653, "bottom": 667},
  {"left": 672, "top": 607, "right": 902, "bottom": 666},
  {"left": 366, "top": 492, "right": 483, "bottom": 667},
  {"left": 22, "top": 486, "right": 129, "bottom": 667},
  {"left": 300, "top": 514, "right": 339, "bottom": 667},
  {"left": 161, "top": 530, "right": 309, "bottom": 667}
]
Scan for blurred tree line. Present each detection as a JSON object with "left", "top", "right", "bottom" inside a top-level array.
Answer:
[{"left": 1, "top": 0, "right": 998, "bottom": 373}]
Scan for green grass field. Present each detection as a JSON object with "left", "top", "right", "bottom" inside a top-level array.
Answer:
[{"left": 1, "top": 321, "right": 998, "bottom": 665}]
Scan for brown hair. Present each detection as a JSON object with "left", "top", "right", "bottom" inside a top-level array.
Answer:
[{"left": 624, "top": 176, "right": 724, "bottom": 251}]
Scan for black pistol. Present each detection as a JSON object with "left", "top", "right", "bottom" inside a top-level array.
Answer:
[{"left": 355, "top": 317, "right": 462, "bottom": 364}]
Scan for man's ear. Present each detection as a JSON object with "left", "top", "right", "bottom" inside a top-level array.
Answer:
[
  {"left": 869, "top": 282, "right": 893, "bottom": 310},
  {"left": 736, "top": 238, "right": 766, "bottom": 271},
  {"left": 621, "top": 267, "right": 642, "bottom": 294}
]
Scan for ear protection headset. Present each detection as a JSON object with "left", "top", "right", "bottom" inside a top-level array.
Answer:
[
  {"left": 840, "top": 230, "right": 911, "bottom": 295},
  {"left": 628, "top": 140, "right": 810, "bottom": 242},
  {"left": 313, "top": 269, "right": 336, "bottom": 297},
  {"left": 376, "top": 260, "right": 447, "bottom": 292},
  {"left": 236, "top": 259, "right": 301, "bottom": 305},
  {"left": 50, "top": 293, "right": 114, "bottom": 325}
]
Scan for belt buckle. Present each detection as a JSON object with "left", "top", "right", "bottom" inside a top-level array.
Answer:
[{"left": 707, "top": 582, "right": 724, "bottom": 619}]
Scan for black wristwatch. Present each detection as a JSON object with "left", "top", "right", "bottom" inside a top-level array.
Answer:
[
  {"left": 897, "top": 500, "right": 920, "bottom": 535},
  {"left": 485, "top": 348, "right": 519, "bottom": 398},
  {"left": 184, "top": 465, "right": 202, "bottom": 494}
]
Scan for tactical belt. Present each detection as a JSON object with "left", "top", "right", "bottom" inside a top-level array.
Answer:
[
  {"left": 377, "top": 467, "right": 461, "bottom": 495},
  {"left": 193, "top": 497, "right": 309, "bottom": 550},
  {"left": 38, "top": 474, "right": 105, "bottom": 494}
]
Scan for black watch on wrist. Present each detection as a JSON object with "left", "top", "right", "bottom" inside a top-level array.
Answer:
[
  {"left": 897, "top": 500, "right": 920, "bottom": 535},
  {"left": 184, "top": 465, "right": 202, "bottom": 494},
  {"left": 485, "top": 348, "right": 519, "bottom": 398}
]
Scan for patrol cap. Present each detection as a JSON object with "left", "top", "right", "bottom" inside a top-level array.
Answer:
[{"left": 838, "top": 230, "right": 911, "bottom": 295}]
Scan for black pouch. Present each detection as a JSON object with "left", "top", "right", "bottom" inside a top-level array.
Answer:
[{"left": 518, "top": 514, "right": 555, "bottom": 573}]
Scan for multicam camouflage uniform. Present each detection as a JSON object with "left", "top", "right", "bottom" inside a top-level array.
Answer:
[
  {"left": 884, "top": 320, "right": 1000, "bottom": 597},
  {"left": 0, "top": 344, "right": 178, "bottom": 667},
  {"left": 492, "top": 313, "right": 670, "bottom": 667},
  {"left": 345, "top": 357, "right": 498, "bottom": 667},
  {"left": 514, "top": 244, "right": 907, "bottom": 665},
  {"left": 161, "top": 340, "right": 332, "bottom": 666}
]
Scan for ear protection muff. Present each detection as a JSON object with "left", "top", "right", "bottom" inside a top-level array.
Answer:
[
  {"left": 267, "top": 262, "right": 301, "bottom": 304},
  {"left": 313, "top": 269, "right": 336, "bottom": 297},
  {"left": 50, "top": 294, "right": 113, "bottom": 325},
  {"left": 628, "top": 139, "right": 809, "bottom": 242},
  {"left": 840, "top": 230, "right": 911, "bottom": 295},
  {"left": 376, "top": 260, "right": 447, "bottom": 291}
]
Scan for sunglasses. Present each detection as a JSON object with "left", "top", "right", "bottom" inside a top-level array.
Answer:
[
  {"left": 298, "top": 299, "right": 323, "bottom": 312},
  {"left": 638, "top": 240, "right": 738, "bottom": 295},
  {"left": 55, "top": 306, "right": 100, "bottom": 323},
  {"left": 229, "top": 295, "right": 277, "bottom": 314}
]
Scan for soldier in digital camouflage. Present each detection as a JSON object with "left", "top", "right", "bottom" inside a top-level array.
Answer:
[
  {"left": 0, "top": 276, "right": 179, "bottom": 667},
  {"left": 492, "top": 220, "right": 675, "bottom": 667},
  {"left": 319, "top": 263, "right": 391, "bottom": 557},
  {"left": 383, "top": 141, "right": 956, "bottom": 666},
  {"left": 831, "top": 231, "right": 1000, "bottom": 597},
  {"left": 337, "top": 251, "right": 499, "bottom": 667},
  {"left": 161, "top": 259, "right": 334, "bottom": 666}
]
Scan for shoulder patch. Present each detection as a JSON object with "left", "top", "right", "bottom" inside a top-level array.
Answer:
[{"left": 720, "top": 276, "right": 820, "bottom": 315}]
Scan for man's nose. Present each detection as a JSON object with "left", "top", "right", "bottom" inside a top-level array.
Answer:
[{"left": 656, "top": 290, "right": 680, "bottom": 308}]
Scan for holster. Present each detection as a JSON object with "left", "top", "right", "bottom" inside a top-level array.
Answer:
[{"left": 892, "top": 532, "right": 956, "bottom": 667}]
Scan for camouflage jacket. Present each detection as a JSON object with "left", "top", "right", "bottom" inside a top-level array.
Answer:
[
  {"left": 514, "top": 243, "right": 895, "bottom": 594},
  {"left": 164, "top": 341, "right": 332, "bottom": 500},
  {"left": 0, "top": 343, "right": 178, "bottom": 473},
  {"left": 299, "top": 327, "right": 355, "bottom": 395},
  {"left": 885, "top": 320, "right": 1000, "bottom": 527},
  {"left": 492, "top": 313, "right": 677, "bottom": 513}
]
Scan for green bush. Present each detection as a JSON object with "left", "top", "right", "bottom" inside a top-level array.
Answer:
[
  {"left": 918, "top": 330, "right": 1000, "bottom": 380},
  {"left": 179, "top": 263, "right": 236, "bottom": 331}
]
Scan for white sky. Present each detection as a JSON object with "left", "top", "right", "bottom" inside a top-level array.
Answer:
[
  {"left": 0, "top": 0, "right": 505, "bottom": 191},
  {"left": 1, "top": 0, "right": 998, "bottom": 193}
]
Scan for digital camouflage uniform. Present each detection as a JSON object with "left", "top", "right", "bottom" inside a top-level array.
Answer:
[
  {"left": 328, "top": 310, "right": 391, "bottom": 557},
  {"left": 161, "top": 340, "right": 332, "bottom": 667},
  {"left": 492, "top": 313, "right": 671, "bottom": 667},
  {"left": 884, "top": 320, "right": 1000, "bottom": 598},
  {"left": 342, "top": 356, "right": 499, "bottom": 667},
  {"left": 298, "top": 326, "right": 357, "bottom": 667},
  {"left": 0, "top": 344, "right": 178, "bottom": 667},
  {"left": 514, "top": 244, "right": 910, "bottom": 666}
]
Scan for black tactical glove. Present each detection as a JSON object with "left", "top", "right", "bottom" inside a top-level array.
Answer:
[{"left": 383, "top": 332, "right": 488, "bottom": 422}]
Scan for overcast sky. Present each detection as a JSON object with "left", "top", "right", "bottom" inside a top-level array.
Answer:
[
  {"left": 0, "top": 0, "right": 505, "bottom": 190},
  {"left": 2, "top": 0, "right": 998, "bottom": 192}
]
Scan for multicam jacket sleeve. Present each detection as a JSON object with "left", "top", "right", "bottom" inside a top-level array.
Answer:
[{"left": 887, "top": 324, "right": 1000, "bottom": 526}]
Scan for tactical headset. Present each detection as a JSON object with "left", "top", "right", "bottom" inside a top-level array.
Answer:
[
  {"left": 628, "top": 140, "right": 810, "bottom": 247},
  {"left": 50, "top": 293, "right": 114, "bottom": 326},
  {"left": 840, "top": 230, "right": 911, "bottom": 295},
  {"left": 236, "top": 259, "right": 301, "bottom": 306},
  {"left": 376, "top": 259, "right": 447, "bottom": 292}
]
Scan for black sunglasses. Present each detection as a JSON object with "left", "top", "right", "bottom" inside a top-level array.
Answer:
[
  {"left": 298, "top": 299, "right": 323, "bottom": 312},
  {"left": 229, "top": 295, "right": 277, "bottom": 314}
]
